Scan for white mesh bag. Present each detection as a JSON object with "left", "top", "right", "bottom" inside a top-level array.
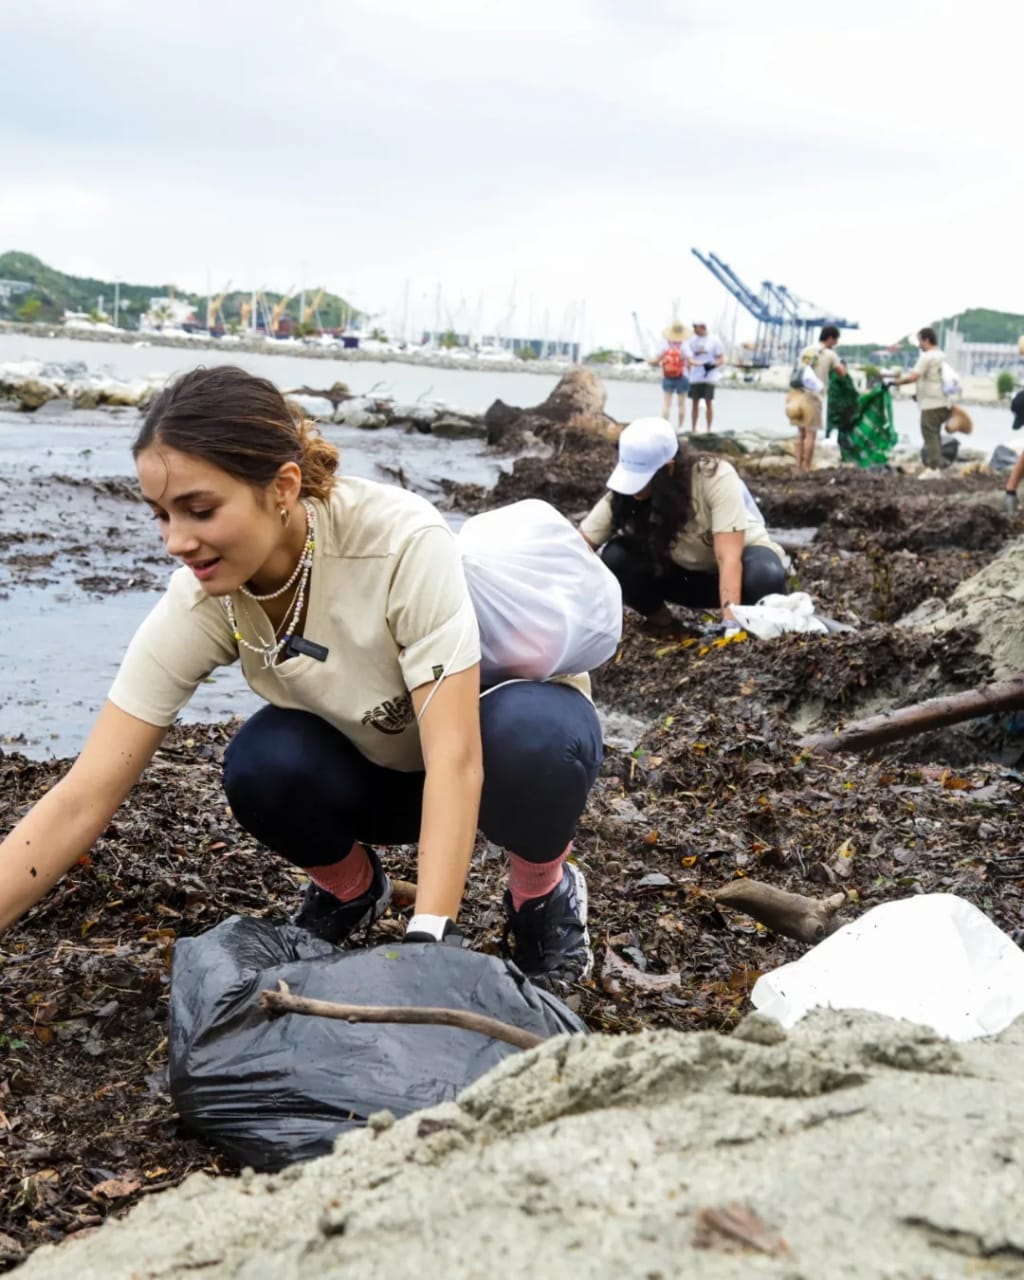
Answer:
[{"left": 458, "top": 499, "right": 622, "bottom": 683}]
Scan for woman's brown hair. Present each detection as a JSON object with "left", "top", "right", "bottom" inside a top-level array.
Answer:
[{"left": 133, "top": 365, "right": 339, "bottom": 499}]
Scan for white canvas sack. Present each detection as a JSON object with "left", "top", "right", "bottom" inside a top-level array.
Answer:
[
  {"left": 458, "top": 499, "right": 623, "bottom": 683},
  {"left": 940, "top": 361, "right": 961, "bottom": 397},
  {"left": 751, "top": 893, "right": 1024, "bottom": 1042}
]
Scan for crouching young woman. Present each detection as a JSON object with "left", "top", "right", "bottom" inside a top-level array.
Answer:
[
  {"left": 581, "top": 417, "right": 789, "bottom": 635},
  {"left": 0, "top": 366, "right": 603, "bottom": 988}
]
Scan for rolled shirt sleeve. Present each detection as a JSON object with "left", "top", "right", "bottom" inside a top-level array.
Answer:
[
  {"left": 108, "top": 569, "right": 239, "bottom": 727},
  {"left": 579, "top": 493, "right": 615, "bottom": 548},
  {"left": 387, "top": 526, "right": 481, "bottom": 691}
]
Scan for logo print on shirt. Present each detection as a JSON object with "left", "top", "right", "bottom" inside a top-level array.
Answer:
[{"left": 361, "top": 693, "right": 414, "bottom": 735}]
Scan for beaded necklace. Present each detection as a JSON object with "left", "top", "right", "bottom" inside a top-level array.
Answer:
[{"left": 222, "top": 499, "right": 316, "bottom": 668}]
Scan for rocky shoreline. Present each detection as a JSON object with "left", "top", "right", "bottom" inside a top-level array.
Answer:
[
  {"left": 1, "top": 319, "right": 1013, "bottom": 406},
  {"left": 1, "top": 369, "right": 1023, "bottom": 1275}
]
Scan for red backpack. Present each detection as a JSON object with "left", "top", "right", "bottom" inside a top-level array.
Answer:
[{"left": 661, "top": 344, "right": 684, "bottom": 379}]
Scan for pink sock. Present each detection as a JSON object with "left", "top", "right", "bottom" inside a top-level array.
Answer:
[
  {"left": 305, "top": 842, "right": 373, "bottom": 901},
  {"left": 508, "top": 844, "right": 570, "bottom": 911}
]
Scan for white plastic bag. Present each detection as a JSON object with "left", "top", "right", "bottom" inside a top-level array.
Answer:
[
  {"left": 800, "top": 365, "right": 824, "bottom": 394},
  {"left": 751, "top": 894, "right": 1024, "bottom": 1042},
  {"left": 941, "top": 361, "right": 961, "bottom": 397},
  {"left": 730, "top": 591, "right": 827, "bottom": 640},
  {"left": 458, "top": 499, "right": 623, "bottom": 683}
]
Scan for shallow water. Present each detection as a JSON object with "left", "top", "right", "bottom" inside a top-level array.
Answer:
[{"left": 0, "top": 404, "right": 507, "bottom": 758}]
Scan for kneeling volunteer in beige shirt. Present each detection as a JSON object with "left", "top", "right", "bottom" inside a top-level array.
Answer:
[
  {"left": 580, "top": 417, "right": 788, "bottom": 637},
  {"left": 0, "top": 367, "right": 602, "bottom": 990}
]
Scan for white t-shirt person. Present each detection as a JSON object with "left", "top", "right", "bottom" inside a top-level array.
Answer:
[{"left": 683, "top": 332, "right": 725, "bottom": 384}]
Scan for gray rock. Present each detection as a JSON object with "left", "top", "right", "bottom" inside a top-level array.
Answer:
[
  {"left": 332, "top": 396, "right": 376, "bottom": 424},
  {"left": 285, "top": 394, "right": 335, "bottom": 420},
  {"left": 12, "top": 377, "right": 59, "bottom": 410},
  {"left": 901, "top": 535, "right": 1024, "bottom": 679},
  {"left": 390, "top": 403, "right": 438, "bottom": 425},
  {"left": 19, "top": 1012, "right": 1024, "bottom": 1280},
  {"left": 429, "top": 416, "right": 487, "bottom": 440}
]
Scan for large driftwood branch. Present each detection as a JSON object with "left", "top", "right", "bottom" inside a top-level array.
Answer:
[
  {"left": 798, "top": 677, "right": 1024, "bottom": 756},
  {"left": 260, "top": 984, "right": 543, "bottom": 1051},
  {"left": 712, "top": 879, "right": 847, "bottom": 944}
]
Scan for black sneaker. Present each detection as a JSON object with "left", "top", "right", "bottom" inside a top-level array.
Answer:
[
  {"left": 293, "top": 848, "right": 391, "bottom": 945},
  {"left": 502, "top": 861, "right": 592, "bottom": 989}
]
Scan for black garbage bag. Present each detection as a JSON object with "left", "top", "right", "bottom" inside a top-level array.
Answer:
[{"left": 168, "top": 915, "right": 584, "bottom": 1169}]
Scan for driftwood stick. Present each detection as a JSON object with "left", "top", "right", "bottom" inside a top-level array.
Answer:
[
  {"left": 260, "top": 985, "right": 543, "bottom": 1051},
  {"left": 391, "top": 878, "right": 417, "bottom": 907},
  {"left": 799, "top": 677, "right": 1024, "bottom": 755},
  {"left": 712, "top": 879, "right": 847, "bottom": 945}
]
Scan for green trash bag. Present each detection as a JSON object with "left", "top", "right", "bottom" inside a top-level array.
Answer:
[{"left": 826, "top": 372, "right": 897, "bottom": 467}]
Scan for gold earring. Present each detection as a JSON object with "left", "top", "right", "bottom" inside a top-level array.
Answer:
[{"left": 279, "top": 507, "right": 290, "bottom": 528}]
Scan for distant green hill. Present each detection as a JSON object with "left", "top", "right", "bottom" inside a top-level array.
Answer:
[
  {"left": 0, "top": 251, "right": 360, "bottom": 332},
  {"left": 929, "top": 307, "right": 1024, "bottom": 345},
  {"left": 834, "top": 307, "right": 1024, "bottom": 365}
]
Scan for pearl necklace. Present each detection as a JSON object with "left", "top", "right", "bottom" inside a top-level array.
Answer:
[
  {"left": 240, "top": 516, "right": 308, "bottom": 602},
  {"left": 223, "top": 499, "right": 316, "bottom": 668}
]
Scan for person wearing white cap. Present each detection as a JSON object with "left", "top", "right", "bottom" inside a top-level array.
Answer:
[
  {"left": 681, "top": 322, "right": 725, "bottom": 432},
  {"left": 580, "top": 417, "right": 788, "bottom": 636}
]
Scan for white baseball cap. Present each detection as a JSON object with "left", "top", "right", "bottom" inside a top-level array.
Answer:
[{"left": 607, "top": 417, "right": 679, "bottom": 495}]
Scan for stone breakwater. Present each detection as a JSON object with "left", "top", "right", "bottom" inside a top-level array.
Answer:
[{"left": 0, "top": 358, "right": 488, "bottom": 437}]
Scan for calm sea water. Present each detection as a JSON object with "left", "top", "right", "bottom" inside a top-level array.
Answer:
[{"left": 2, "top": 332, "right": 1019, "bottom": 453}]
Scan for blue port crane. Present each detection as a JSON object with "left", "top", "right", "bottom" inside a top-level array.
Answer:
[{"left": 691, "top": 249, "right": 858, "bottom": 366}]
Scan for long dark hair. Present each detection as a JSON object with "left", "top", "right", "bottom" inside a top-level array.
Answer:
[
  {"left": 133, "top": 365, "right": 340, "bottom": 499},
  {"left": 609, "top": 447, "right": 720, "bottom": 569}
]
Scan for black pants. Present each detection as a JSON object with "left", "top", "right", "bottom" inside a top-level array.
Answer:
[
  {"left": 222, "top": 681, "right": 603, "bottom": 869},
  {"left": 600, "top": 537, "right": 788, "bottom": 616}
]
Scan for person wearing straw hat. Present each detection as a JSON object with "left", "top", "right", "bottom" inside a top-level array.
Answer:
[
  {"left": 649, "top": 321, "right": 692, "bottom": 429},
  {"left": 682, "top": 322, "right": 726, "bottom": 432},
  {"left": 580, "top": 417, "right": 788, "bottom": 637},
  {"left": 788, "top": 325, "right": 846, "bottom": 471}
]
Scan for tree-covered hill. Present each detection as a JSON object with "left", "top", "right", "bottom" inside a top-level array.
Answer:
[
  {"left": 929, "top": 307, "right": 1024, "bottom": 345},
  {"left": 0, "top": 251, "right": 359, "bottom": 332}
]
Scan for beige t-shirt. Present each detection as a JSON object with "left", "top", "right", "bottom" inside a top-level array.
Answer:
[
  {"left": 580, "top": 460, "right": 784, "bottom": 573},
  {"left": 109, "top": 478, "right": 482, "bottom": 772},
  {"left": 913, "top": 348, "right": 950, "bottom": 412}
]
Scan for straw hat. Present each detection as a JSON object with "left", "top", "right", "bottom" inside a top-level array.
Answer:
[
  {"left": 663, "top": 321, "right": 690, "bottom": 341},
  {"left": 784, "top": 388, "right": 814, "bottom": 428},
  {"left": 945, "top": 404, "right": 973, "bottom": 435}
]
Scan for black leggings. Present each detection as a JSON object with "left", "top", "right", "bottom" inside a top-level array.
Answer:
[
  {"left": 222, "top": 680, "right": 604, "bottom": 869},
  {"left": 600, "top": 537, "right": 788, "bottom": 616}
]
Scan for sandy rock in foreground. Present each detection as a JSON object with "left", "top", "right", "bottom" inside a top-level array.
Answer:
[
  {"left": 902, "top": 534, "right": 1024, "bottom": 679},
  {"left": 20, "top": 1011, "right": 1024, "bottom": 1280}
]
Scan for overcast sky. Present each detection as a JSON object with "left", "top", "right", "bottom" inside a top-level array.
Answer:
[{"left": 1, "top": 0, "right": 1018, "bottom": 351}]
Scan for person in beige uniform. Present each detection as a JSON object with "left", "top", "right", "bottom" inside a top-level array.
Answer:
[
  {"left": 580, "top": 417, "right": 788, "bottom": 636},
  {"left": 786, "top": 324, "right": 846, "bottom": 472},
  {"left": 891, "top": 327, "right": 950, "bottom": 474},
  {"left": 0, "top": 367, "right": 602, "bottom": 988}
]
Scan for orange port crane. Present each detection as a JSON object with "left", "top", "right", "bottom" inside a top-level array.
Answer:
[
  {"left": 270, "top": 286, "right": 296, "bottom": 336},
  {"left": 303, "top": 288, "right": 325, "bottom": 327},
  {"left": 206, "top": 280, "right": 232, "bottom": 333}
]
